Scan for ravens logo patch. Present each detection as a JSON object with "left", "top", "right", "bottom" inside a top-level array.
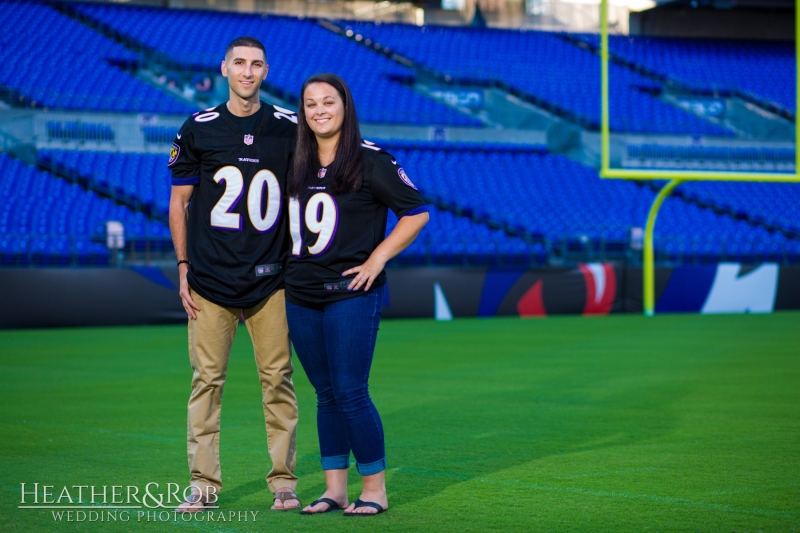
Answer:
[
  {"left": 168, "top": 143, "right": 180, "bottom": 166},
  {"left": 397, "top": 168, "right": 418, "bottom": 190}
]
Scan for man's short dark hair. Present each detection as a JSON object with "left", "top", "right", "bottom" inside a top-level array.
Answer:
[{"left": 225, "top": 36, "right": 267, "bottom": 62}]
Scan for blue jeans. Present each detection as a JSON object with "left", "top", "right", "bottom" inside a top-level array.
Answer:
[{"left": 285, "top": 288, "right": 386, "bottom": 476}]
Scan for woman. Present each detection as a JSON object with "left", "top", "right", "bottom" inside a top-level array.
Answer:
[{"left": 284, "top": 73, "right": 428, "bottom": 516}]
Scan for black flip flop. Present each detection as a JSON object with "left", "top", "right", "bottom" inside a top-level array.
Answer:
[
  {"left": 300, "top": 497, "right": 344, "bottom": 515},
  {"left": 343, "top": 499, "right": 386, "bottom": 517}
]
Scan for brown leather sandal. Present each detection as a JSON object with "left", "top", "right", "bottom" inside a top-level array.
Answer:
[
  {"left": 175, "top": 492, "right": 215, "bottom": 514},
  {"left": 270, "top": 490, "right": 301, "bottom": 511}
]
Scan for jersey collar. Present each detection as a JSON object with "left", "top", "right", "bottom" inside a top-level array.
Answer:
[{"left": 219, "top": 101, "right": 265, "bottom": 135}]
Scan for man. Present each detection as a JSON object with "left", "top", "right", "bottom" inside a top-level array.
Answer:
[{"left": 168, "top": 36, "right": 300, "bottom": 512}]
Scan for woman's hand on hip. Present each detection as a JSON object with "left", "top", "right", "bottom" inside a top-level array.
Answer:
[
  {"left": 342, "top": 212, "right": 429, "bottom": 292},
  {"left": 343, "top": 254, "right": 388, "bottom": 292}
]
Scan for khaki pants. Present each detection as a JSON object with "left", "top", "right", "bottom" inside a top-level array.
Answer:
[{"left": 186, "top": 288, "right": 298, "bottom": 495}]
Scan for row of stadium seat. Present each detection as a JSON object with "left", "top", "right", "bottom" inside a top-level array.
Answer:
[
  {"left": 67, "top": 2, "right": 760, "bottom": 135},
  {"left": 371, "top": 139, "right": 548, "bottom": 153},
  {"left": 35, "top": 143, "right": 547, "bottom": 223},
  {"left": 389, "top": 208, "right": 549, "bottom": 265},
  {"left": 0, "top": 2, "right": 137, "bottom": 63},
  {"left": 380, "top": 142, "right": 800, "bottom": 261},
  {"left": 1, "top": 151, "right": 551, "bottom": 266},
  {"left": 30, "top": 143, "right": 800, "bottom": 265},
  {"left": 0, "top": 1, "right": 196, "bottom": 115},
  {"left": 47, "top": 121, "right": 115, "bottom": 143},
  {"left": 142, "top": 126, "right": 179, "bottom": 145},
  {"left": 39, "top": 149, "right": 171, "bottom": 217},
  {"left": 623, "top": 145, "right": 799, "bottom": 233},
  {"left": 578, "top": 34, "right": 795, "bottom": 115},
  {"left": 70, "top": 3, "right": 480, "bottom": 127},
  {"left": 627, "top": 144, "right": 795, "bottom": 164},
  {"left": 679, "top": 180, "right": 800, "bottom": 235},
  {"left": 338, "top": 22, "right": 733, "bottom": 136},
  {"left": 0, "top": 153, "right": 172, "bottom": 266},
  {"left": 3, "top": 1, "right": 789, "bottom": 136}
]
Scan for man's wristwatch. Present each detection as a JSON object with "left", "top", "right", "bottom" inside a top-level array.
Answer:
[{"left": 177, "top": 259, "right": 191, "bottom": 267}]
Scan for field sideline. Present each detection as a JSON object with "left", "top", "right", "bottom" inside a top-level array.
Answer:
[{"left": 1, "top": 313, "right": 799, "bottom": 532}]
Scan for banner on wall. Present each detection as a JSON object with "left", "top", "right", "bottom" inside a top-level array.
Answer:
[
  {"left": 385, "top": 263, "right": 798, "bottom": 318},
  {"left": 382, "top": 264, "right": 620, "bottom": 319},
  {"left": 654, "top": 263, "right": 782, "bottom": 314},
  {"left": 1, "top": 264, "right": 799, "bottom": 328}
]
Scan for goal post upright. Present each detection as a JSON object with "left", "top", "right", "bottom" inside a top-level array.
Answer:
[
  {"left": 642, "top": 179, "right": 682, "bottom": 316},
  {"left": 598, "top": 0, "right": 800, "bottom": 316},
  {"left": 601, "top": 0, "right": 610, "bottom": 172}
]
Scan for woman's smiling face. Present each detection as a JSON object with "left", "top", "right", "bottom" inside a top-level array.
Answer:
[{"left": 303, "top": 82, "right": 345, "bottom": 141}]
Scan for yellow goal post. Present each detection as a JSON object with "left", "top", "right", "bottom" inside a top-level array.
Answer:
[{"left": 598, "top": 0, "right": 800, "bottom": 316}]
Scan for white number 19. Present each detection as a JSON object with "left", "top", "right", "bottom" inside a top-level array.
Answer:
[{"left": 289, "top": 193, "right": 338, "bottom": 256}]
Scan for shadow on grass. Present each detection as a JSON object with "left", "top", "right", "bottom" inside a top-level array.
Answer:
[
  {"left": 379, "top": 377, "right": 686, "bottom": 509},
  {"left": 220, "top": 457, "right": 331, "bottom": 507},
  {"left": 220, "top": 478, "right": 269, "bottom": 505}
]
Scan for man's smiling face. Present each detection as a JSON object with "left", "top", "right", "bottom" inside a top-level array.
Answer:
[{"left": 221, "top": 46, "right": 268, "bottom": 102}]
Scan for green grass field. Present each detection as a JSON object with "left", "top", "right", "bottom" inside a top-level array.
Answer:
[{"left": 2, "top": 313, "right": 799, "bottom": 532}]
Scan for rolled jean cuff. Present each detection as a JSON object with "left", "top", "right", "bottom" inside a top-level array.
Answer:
[
  {"left": 356, "top": 457, "right": 386, "bottom": 476},
  {"left": 320, "top": 454, "right": 350, "bottom": 471}
]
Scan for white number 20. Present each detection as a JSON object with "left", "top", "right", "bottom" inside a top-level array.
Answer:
[
  {"left": 289, "top": 193, "right": 338, "bottom": 256},
  {"left": 210, "top": 166, "right": 280, "bottom": 232}
]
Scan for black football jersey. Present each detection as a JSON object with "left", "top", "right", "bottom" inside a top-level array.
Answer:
[
  {"left": 169, "top": 102, "right": 298, "bottom": 308},
  {"left": 285, "top": 143, "right": 428, "bottom": 308}
]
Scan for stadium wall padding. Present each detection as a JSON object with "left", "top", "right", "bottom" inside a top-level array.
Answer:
[
  {"left": 0, "top": 267, "right": 185, "bottom": 329},
  {"left": 2, "top": 264, "right": 799, "bottom": 328}
]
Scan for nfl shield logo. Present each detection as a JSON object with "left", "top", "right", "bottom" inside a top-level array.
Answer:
[
  {"left": 244, "top": 134, "right": 254, "bottom": 145},
  {"left": 318, "top": 167, "right": 327, "bottom": 179}
]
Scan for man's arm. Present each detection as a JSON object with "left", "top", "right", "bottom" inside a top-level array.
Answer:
[{"left": 170, "top": 185, "right": 201, "bottom": 319}]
